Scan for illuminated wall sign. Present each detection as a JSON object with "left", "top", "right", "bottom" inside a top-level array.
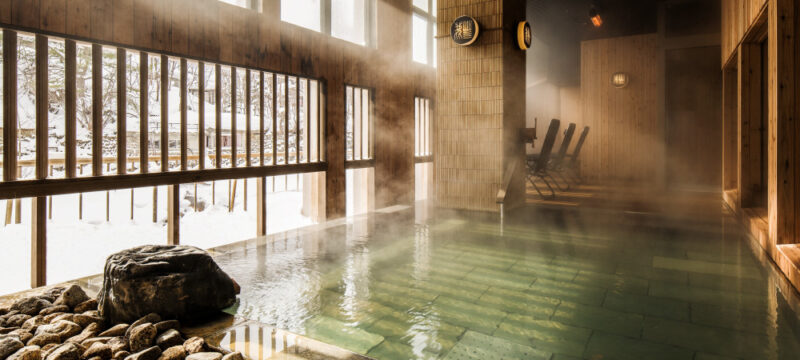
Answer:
[
  {"left": 517, "top": 21, "right": 532, "bottom": 50},
  {"left": 450, "top": 15, "right": 480, "bottom": 46}
]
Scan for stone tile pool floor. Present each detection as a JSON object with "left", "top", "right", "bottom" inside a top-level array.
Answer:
[{"left": 211, "top": 204, "right": 800, "bottom": 360}]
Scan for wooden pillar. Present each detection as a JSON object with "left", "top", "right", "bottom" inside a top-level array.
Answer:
[
  {"left": 92, "top": 44, "right": 103, "bottom": 176},
  {"left": 117, "top": 48, "right": 127, "bottom": 174},
  {"left": 259, "top": 72, "right": 265, "bottom": 165},
  {"left": 35, "top": 35, "right": 48, "bottom": 180},
  {"left": 215, "top": 64, "right": 222, "bottom": 169},
  {"left": 737, "top": 43, "right": 763, "bottom": 209},
  {"left": 231, "top": 68, "right": 237, "bottom": 168},
  {"left": 180, "top": 58, "right": 188, "bottom": 171},
  {"left": 284, "top": 76, "right": 288, "bottom": 164},
  {"left": 768, "top": 0, "right": 798, "bottom": 245},
  {"left": 722, "top": 62, "right": 739, "bottom": 198},
  {"left": 257, "top": 177, "right": 267, "bottom": 236},
  {"left": 168, "top": 185, "right": 179, "bottom": 245},
  {"left": 198, "top": 62, "right": 206, "bottom": 170},
  {"left": 65, "top": 40, "right": 77, "bottom": 179},
  {"left": 161, "top": 55, "right": 169, "bottom": 172},
  {"left": 272, "top": 73, "right": 277, "bottom": 166},
  {"left": 140, "top": 53, "right": 149, "bottom": 174},
  {"left": 31, "top": 197, "right": 47, "bottom": 288},
  {"left": 245, "top": 69, "right": 252, "bottom": 167},
  {"left": 3, "top": 31, "right": 17, "bottom": 182}
]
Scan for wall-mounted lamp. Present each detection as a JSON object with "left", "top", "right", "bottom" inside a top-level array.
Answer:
[
  {"left": 589, "top": 7, "right": 603, "bottom": 27},
  {"left": 611, "top": 72, "right": 629, "bottom": 88}
]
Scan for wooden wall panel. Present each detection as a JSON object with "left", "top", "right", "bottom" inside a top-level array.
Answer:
[
  {"left": 580, "top": 34, "right": 659, "bottom": 184},
  {"left": 11, "top": 0, "right": 40, "bottom": 29},
  {"left": 112, "top": 0, "right": 134, "bottom": 45},
  {"left": 721, "top": 0, "right": 768, "bottom": 65},
  {"left": 132, "top": 0, "right": 154, "bottom": 49},
  {"left": 170, "top": 0, "right": 190, "bottom": 56},
  {"left": 66, "top": 0, "right": 91, "bottom": 38},
  {"left": 40, "top": 0, "right": 66, "bottom": 33},
  {"left": 91, "top": 0, "right": 113, "bottom": 42}
]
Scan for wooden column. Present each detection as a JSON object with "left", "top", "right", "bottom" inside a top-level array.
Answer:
[
  {"left": 35, "top": 35, "right": 48, "bottom": 180},
  {"left": 117, "top": 48, "right": 127, "bottom": 174},
  {"left": 768, "top": 0, "right": 798, "bottom": 245},
  {"left": 65, "top": 40, "right": 76, "bottom": 179},
  {"left": 246, "top": 69, "right": 252, "bottom": 167},
  {"left": 722, "top": 62, "right": 739, "bottom": 198},
  {"left": 161, "top": 55, "right": 169, "bottom": 172},
  {"left": 257, "top": 177, "right": 266, "bottom": 236},
  {"left": 272, "top": 73, "right": 277, "bottom": 165},
  {"left": 284, "top": 76, "right": 288, "bottom": 164},
  {"left": 737, "top": 43, "right": 763, "bottom": 209},
  {"left": 31, "top": 197, "right": 47, "bottom": 287},
  {"left": 231, "top": 68, "right": 238, "bottom": 168},
  {"left": 92, "top": 44, "right": 103, "bottom": 176},
  {"left": 259, "top": 72, "right": 265, "bottom": 166},
  {"left": 3, "top": 31, "right": 17, "bottom": 182},
  {"left": 215, "top": 64, "right": 222, "bottom": 169},
  {"left": 180, "top": 58, "right": 188, "bottom": 171},
  {"left": 167, "top": 185, "right": 179, "bottom": 245},
  {"left": 140, "top": 53, "right": 149, "bottom": 174},
  {"left": 295, "top": 78, "right": 300, "bottom": 164},
  {"left": 305, "top": 79, "right": 310, "bottom": 163},
  {"left": 198, "top": 62, "right": 206, "bottom": 170}
]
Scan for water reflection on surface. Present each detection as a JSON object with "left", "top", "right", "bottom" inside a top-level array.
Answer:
[{"left": 213, "top": 205, "right": 800, "bottom": 360}]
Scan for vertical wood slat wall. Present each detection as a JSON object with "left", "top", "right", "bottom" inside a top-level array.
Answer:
[{"left": 579, "top": 34, "right": 659, "bottom": 184}]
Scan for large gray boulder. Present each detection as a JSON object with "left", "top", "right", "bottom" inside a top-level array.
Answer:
[{"left": 98, "top": 246, "right": 239, "bottom": 324}]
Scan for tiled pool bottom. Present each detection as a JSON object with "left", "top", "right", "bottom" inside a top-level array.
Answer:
[{"left": 211, "top": 205, "right": 800, "bottom": 360}]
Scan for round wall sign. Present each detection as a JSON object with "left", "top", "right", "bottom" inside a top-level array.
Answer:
[
  {"left": 517, "top": 21, "right": 532, "bottom": 50},
  {"left": 450, "top": 15, "right": 480, "bottom": 46}
]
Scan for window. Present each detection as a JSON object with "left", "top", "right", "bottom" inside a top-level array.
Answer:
[
  {"left": 413, "top": 0, "right": 436, "bottom": 66},
  {"left": 414, "top": 97, "right": 433, "bottom": 201},
  {"left": 219, "top": 0, "right": 261, "bottom": 11},
  {"left": 345, "top": 85, "right": 373, "bottom": 162},
  {"left": 414, "top": 97, "right": 431, "bottom": 158},
  {"left": 332, "top": 0, "right": 374, "bottom": 46},
  {"left": 281, "top": 0, "right": 322, "bottom": 32},
  {"left": 282, "top": 0, "right": 375, "bottom": 47}
]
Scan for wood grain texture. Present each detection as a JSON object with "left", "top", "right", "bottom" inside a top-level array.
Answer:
[
  {"left": 767, "top": 0, "right": 796, "bottom": 245},
  {"left": 721, "top": 0, "right": 768, "bottom": 65},
  {"left": 580, "top": 34, "right": 659, "bottom": 184},
  {"left": 722, "top": 63, "right": 738, "bottom": 193},
  {"left": 737, "top": 42, "right": 763, "bottom": 208},
  {"left": 40, "top": 0, "right": 66, "bottom": 33}
]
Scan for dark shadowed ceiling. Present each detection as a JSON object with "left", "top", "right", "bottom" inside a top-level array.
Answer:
[{"left": 526, "top": 0, "right": 720, "bottom": 86}]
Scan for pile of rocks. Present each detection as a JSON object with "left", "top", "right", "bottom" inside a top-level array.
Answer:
[{"left": 0, "top": 285, "right": 241, "bottom": 360}]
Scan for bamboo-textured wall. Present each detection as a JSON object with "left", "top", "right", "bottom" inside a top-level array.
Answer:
[
  {"left": 580, "top": 34, "right": 659, "bottom": 184},
  {"left": 0, "top": 0, "right": 435, "bottom": 218},
  {"left": 721, "top": 0, "right": 768, "bottom": 65},
  {"left": 435, "top": 0, "right": 526, "bottom": 212}
]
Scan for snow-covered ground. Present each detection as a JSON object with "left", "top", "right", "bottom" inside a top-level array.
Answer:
[{"left": 0, "top": 174, "right": 314, "bottom": 295}]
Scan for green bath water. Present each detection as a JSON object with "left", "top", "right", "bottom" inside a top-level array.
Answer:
[{"left": 212, "top": 205, "right": 800, "bottom": 360}]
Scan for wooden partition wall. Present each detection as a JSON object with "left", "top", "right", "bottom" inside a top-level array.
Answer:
[
  {"left": 0, "top": 0, "right": 435, "bottom": 287},
  {"left": 720, "top": 0, "right": 800, "bottom": 292},
  {"left": 579, "top": 34, "right": 660, "bottom": 185}
]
